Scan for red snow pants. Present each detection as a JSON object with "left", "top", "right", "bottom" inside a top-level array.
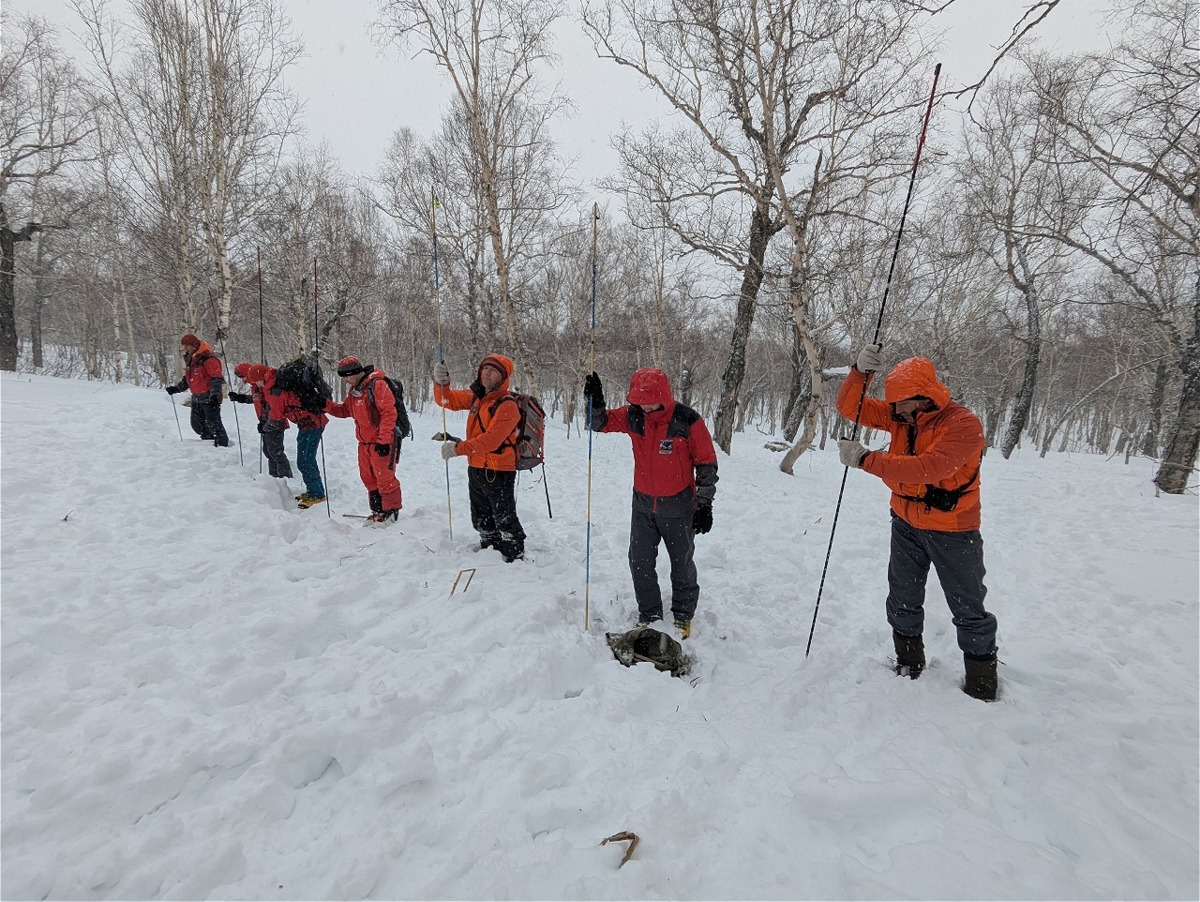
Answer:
[{"left": 357, "top": 441, "right": 403, "bottom": 510}]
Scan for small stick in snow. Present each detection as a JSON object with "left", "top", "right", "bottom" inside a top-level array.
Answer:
[
  {"left": 62, "top": 510, "right": 73, "bottom": 522},
  {"left": 600, "top": 831, "right": 639, "bottom": 868}
]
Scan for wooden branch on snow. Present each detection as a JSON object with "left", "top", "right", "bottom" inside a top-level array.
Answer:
[{"left": 600, "top": 831, "right": 640, "bottom": 868}]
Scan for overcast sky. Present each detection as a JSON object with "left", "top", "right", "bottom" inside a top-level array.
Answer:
[{"left": 11, "top": 0, "right": 1114, "bottom": 186}]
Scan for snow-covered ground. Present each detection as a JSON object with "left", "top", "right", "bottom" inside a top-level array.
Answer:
[{"left": 2, "top": 372, "right": 1197, "bottom": 900}]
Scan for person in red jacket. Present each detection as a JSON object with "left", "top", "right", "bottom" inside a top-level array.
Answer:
[
  {"left": 165, "top": 334, "right": 229, "bottom": 447},
  {"left": 325, "top": 357, "right": 402, "bottom": 524},
  {"left": 836, "top": 344, "right": 998, "bottom": 701},
  {"left": 433, "top": 353, "right": 527, "bottom": 562},
  {"left": 229, "top": 363, "right": 293, "bottom": 479},
  {"left": 583, "top": 368, "right": 718, "bottom": 639},
  {"left": 232, "top": 363, "right": 327, "bottom": 507},
  {"left": 281, "top": 386, "right": 328, "bottom": 510},
  {"left": 230, "top": 363, "right": 264, "bottom": 416}
]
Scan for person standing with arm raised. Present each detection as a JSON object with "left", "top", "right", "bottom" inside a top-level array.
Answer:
[
  {"left": 583, "top": 368, "right": 717, "bottom": 639},
  {"left": 434, "top": 354, "right": 527, "bottom": 563}
]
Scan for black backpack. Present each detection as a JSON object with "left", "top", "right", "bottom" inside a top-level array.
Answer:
[
  {"left": 366, "top": 375, "right": 415, "bottom": 450},
  {"left": 275, "top": 357, "right": 333, "bottom": 414}
]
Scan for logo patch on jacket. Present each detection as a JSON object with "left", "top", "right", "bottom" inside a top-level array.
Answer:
[{"left": 658, "top": 439, "right": 674, "bottom": 455}]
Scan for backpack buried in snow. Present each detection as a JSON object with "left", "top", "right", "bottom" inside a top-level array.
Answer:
[
  {"left": 274, "top": 357, "right": 333, "bottom": 414},
  {"left": 489, "top": 392, "right": 546, "bottom": 470},
  {"left": 366, "top": 376, "right": 415, "bottom": 450},
  {"left": 606, "top": 626, "right": 691, "bottom": 678}
]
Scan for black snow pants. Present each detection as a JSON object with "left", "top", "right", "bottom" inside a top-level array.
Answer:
[
  {"left": 468, "top": 467, "right": 525, "bottom": 560},
  {"left": 629, "top": 491, "right": 699, "bottom": 623},
  {"left": 886, "top": 513, "right": 997, "bottom": 658},
  {"left": 190, "top": 395, "right": 230, "bottom": 446},
  {"left": 261, "top": 425, "right": 293, "bottom": 478}
]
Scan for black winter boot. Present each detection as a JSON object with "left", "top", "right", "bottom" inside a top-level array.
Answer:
[
  {"left": 963, "top": 653, "right": 998, "bottom": 701},
  {"left": 893, "top": 631, "right": 925, "bottom": 679}
]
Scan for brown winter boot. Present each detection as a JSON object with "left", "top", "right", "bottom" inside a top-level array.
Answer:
[
  {"left": 962, "top": 653, "right": 998, "bottom": 701},
  {"left": 893, "top": 631, "right": 925, "bottom": 679}
]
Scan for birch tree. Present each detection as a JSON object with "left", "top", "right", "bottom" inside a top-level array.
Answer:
[
  {"left": 378, "top": 0, "right": 572, "bottom": 390},
  {"left": 1027, "top": 0, "right": 1199, "bottom": 492},
  {"left": 959, "top": 64, "right": 1101, "bottom": 458},
  {"left": 376, "top": 121, "right": 495, "bottom": 366},
  {"left": 75, "top": 0, "right": 300, "bottom": 339},
  {"left": 585, "top": 0, "right": 925, "bottom": 453},
  {"left": 0, "top": 14, "right": 97, "bottom": 371}
]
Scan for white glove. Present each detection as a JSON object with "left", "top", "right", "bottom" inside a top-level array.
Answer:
[
  {"left": 838, "top": 438, "right": 869, "bottom": 469},
  {"left": 440, "top": 440, "right": 458, "bottom": 461},
  {"left": 856, "top": 343, "right": 883, "bottom": 373},
  {"left": 433, "top": 361, "right": 451, "bottom": 385}
]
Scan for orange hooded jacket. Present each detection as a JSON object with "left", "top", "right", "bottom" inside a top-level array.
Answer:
[
  {"left": 433, "top": 354, "right": 522, "bottom": 471},
  {"left": 837, "top": 357, "right": 985, "bottom": 532}
]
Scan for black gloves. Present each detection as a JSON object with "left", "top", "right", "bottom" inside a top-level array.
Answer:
[
  {"left": 228, "top": 392, "right": 252, "bottom": 404},
  {"left": 583, "top": 372, "right": 605, "bottom": 408},
  {"left": 256, "top": 422, "right": 265, "bottom": 434},
  {"left": 375, "top": 443, "right": 391, "bottom": 457},
  {"left": 693, "top": 504, "right": 713, "bottom": 535},
  {"left": 165, "top": 385, "right": 183, "bottom": 395}
]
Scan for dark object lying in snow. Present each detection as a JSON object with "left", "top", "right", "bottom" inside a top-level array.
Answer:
[{"left": 606, "top": 626, "right": 691, "bottom": 678}]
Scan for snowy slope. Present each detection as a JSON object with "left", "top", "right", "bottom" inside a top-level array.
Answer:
[{"left": 2, "top": 372, "right": 1197, "bottom": 900}]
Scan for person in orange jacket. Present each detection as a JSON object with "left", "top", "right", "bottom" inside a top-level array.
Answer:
[
  {"left": 836, "top": 344, "right": 998, "bottom": 701},
  {"left": 433, "top": 354, "right": 527, "bottom": 562},
  {"left": 165, "top": 334, "right": 229, "bottom": 447},
  {"left": 325, "top": 357, "right": 402, "bottom": 524},
  {"left": 229, "top": 363, "right": 293, "bottom": 479}
]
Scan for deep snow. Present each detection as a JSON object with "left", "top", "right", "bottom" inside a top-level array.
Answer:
[{"left": 2, "top": 372, "right": 1197, "bottom": 900}]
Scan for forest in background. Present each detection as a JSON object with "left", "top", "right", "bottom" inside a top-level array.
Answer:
[{"left": 1, "top": 0, "right": 1196, "bottom": 491}]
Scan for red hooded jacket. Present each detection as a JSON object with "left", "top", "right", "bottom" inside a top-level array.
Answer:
[
  {"left": 179, "top": 342, "right": 223, "bottom": 397},
  {"left": 837, "top": 357, "right": 984, "bottom": 532},
  {"left": 593, "top": 368, "right": 718, "bottom": 513},
  {"left": 259, "top": 369, "right": 290, "bottom": 430}
]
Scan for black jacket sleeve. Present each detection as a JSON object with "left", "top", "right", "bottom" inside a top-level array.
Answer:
[{"left": 695, "top": 462, "right": 717, "bottom": 506}]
